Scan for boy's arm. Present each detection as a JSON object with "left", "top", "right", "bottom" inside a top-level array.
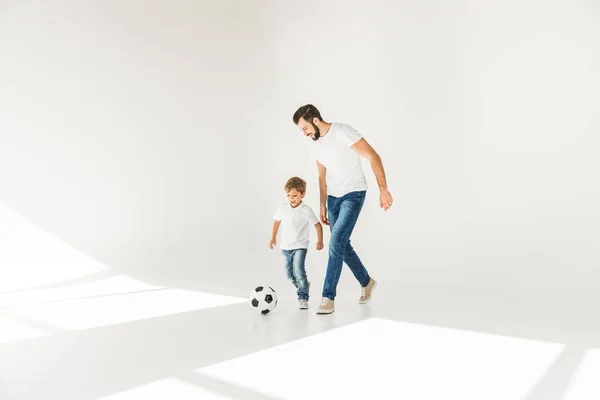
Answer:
[
  {"left": 314, "top": 222, "right": 323, "bottom": 250},
  {"left": 269, "top": 220, "right": 281, "bottom": 248}
]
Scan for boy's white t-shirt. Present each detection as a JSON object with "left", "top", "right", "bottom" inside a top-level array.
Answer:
[
  {"left": 308, "top": 122, "right": 368, "bottom": 197},
  {"left": 273, "top": 202, "right": 319, "bottom": 250}
]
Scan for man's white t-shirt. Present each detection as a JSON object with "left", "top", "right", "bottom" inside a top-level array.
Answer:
[
  {"left": 308, "top": 122, "right": 368, "bottom": 197},
  {"left": 273, "top": 202, "right": 319, "bottom": 250}
]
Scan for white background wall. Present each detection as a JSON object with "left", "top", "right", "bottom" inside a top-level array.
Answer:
[
  {"left": 1, "top": 0, "right": 599, "bottom": 299},
  {"left": 0, "top": 0, "right": 277, "bottom": 295}
]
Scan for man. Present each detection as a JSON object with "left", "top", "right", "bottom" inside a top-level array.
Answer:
[{"left": 292, "top": 104, "right": 393, "bottom": 314}]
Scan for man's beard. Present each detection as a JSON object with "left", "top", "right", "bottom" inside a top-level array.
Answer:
[{"left": 310, "top": 123, "right": 321, "bottom": 141}]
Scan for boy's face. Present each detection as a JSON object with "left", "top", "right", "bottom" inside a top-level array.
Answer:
[{"left": 286, "top": 188, "right": 304, "bottom": 207}]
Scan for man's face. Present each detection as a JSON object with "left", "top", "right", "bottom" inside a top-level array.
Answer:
[{"left": 297, "top": 117, "right": 320, "bottom": 141}]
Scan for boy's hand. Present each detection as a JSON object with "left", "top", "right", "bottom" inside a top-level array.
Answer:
[
  {"left": 316, "top": 241, "right": 324, "bottom": 250},
  {"left": 269, "top": 238, "right": 276, "bottom": 249}
]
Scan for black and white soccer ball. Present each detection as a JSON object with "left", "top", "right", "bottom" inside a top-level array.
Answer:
[{"left": 249, "top": 286, "right": 278, "bottom": 314}]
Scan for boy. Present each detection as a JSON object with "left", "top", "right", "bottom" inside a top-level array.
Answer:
[{"left": 269, "top": 176, "right": 324, "bottom": 309}]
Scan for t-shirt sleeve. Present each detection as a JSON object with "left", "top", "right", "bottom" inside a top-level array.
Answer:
[
  {"left": 305, "top": 206, "right": 319, "bottom": 225},
  {"left": 341, "top": 124, "right": 363, "bottom": 146},
  {"left": 273, "top": 204, "right": 284, "bottom": 221}
]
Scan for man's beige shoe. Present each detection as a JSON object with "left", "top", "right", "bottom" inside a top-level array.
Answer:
[
  {"left": 359, "top": 278, "right": 377, "bottom": 304},
  {"left": 316, "top": 297, "right": 335, "bottom": 314}
]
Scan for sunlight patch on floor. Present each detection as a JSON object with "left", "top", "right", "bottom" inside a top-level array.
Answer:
[
  {"left": 196, "top": 317, "right": 564, "bottom": 400},
  {"left": 562, "top": 348, "right": 600, "bottom": 400},
  {"left": 0, "top": 204, "right": 107, "bottom": 292},
  {"left": 97, "top": 378, "right": 235, "bottom": 400},
  {"left": 7, "top": 288, "right": 247, "bottom": 330},
  {"left": 0, "top": 317, "right": 47, "bottom": 343},
  {"left": 0, "top": 275, "right": 163, "bottom": 308},
  {"left": 0, "top": 204, "right": 248, "bottom": 335}
]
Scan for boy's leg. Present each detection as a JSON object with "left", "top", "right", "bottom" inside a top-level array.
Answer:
[
  {"left": 282, "top": 250, "right": 297, "bottom": 288},
  {"left": 292, "top": 249, "right": 310, "bottom": 301},
  {"left": 322, "top": 191, "right": 367, "bottom": 300}
]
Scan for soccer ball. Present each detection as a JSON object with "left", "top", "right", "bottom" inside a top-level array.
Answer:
[{"left": 250, "top": 286, "right": 278, "bottom": 314}]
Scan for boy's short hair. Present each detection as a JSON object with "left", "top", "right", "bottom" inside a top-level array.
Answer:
[{"left": 285, "top": 176, "right": 307, "bottom": 194}]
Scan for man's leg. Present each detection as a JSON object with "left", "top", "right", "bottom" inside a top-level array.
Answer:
[
  {"left": 346, "top": 239, "right": 377, "bottom": 303},
  {"left": 344, "top": 240, "right": 371, "bottom": 287},
  {"left": 328, "top": 195, "right": 370, "bottom": 286},
  {"left": 316, "top": 195, "right": 340, "bottom": 314},
  {"left": 338, "top": 202, "right": 377, "bottom": 303},
  {"left": 322, "top": 191, "right": 367, "bottom": 300},
  {"left": 292, "top": 249, "right": 310, "bottom": 303}
]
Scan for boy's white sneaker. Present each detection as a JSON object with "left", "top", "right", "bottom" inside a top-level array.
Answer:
[{"left": 299, "top": 299, "right": 309, "bottom": 309}]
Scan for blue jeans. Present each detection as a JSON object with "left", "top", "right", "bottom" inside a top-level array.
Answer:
[
  {"left": 323, "top": 190, "right": 371, "bottom": 300},
  {"left": 282, "top": 248, "right": 310, "bottom": 300}
]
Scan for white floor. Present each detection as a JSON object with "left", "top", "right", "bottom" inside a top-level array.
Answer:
[{"left": 2, "top": 205, "right": 600, "bottom": 400}]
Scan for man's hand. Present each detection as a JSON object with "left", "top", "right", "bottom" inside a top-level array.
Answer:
[
  {"left": 320, "top": 205, "right": 329, "bottom": 225},
  {"left": 316, "top": 241, "right": 324, "bottom": 250},
  {"left": 269, "top": 238, "right": 276, "bottom": 249},
  {"left": 380, "top": 188, "right": 393, "bottom": 211}
]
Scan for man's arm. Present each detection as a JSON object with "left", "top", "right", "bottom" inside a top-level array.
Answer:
[
  {"left": 351, "top": 138, "right": 393, "bottom": 210},
  {"left": 351, "top": 138, "right": 389, "bottom": 192},
  {"left": 316, "top": 160, "right": 330, "bottom": 224},
  {"left": 316, "top": 160, "right": 327, "bottom": 207}
]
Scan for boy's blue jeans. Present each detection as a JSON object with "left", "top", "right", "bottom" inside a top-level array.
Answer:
[
  {"left": 323, "top": 190, "right": 371, "bottom": 300},
  {"left": 282, "top": 248, "right": 310, "bottom": 300}
]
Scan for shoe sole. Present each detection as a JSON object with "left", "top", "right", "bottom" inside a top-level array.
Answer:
[
  {"left": 359, "top": 280, "right": 377, "bottom": 304},
  {"left": 316, "top": 308, "right": 334, "bottom": 314},
  {"left": 299, "top": 305, "right": 308, "bottom": 310}
]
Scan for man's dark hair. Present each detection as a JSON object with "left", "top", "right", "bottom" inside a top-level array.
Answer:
[{"left": 293, "top": 104, "right": 322, "bottom": 125}]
